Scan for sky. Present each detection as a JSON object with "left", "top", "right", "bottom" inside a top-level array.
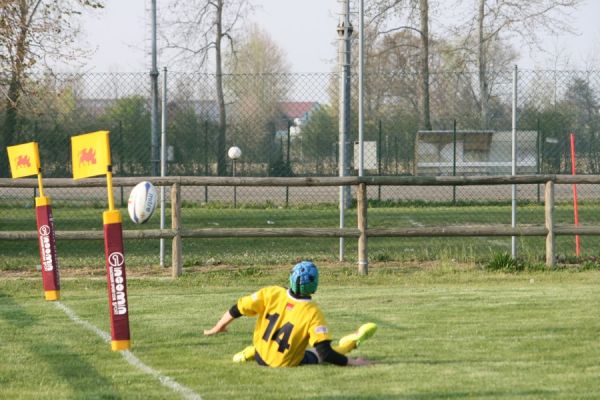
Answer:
[{"left": 75, "top": 0, "right": 600, "bottom": 74}]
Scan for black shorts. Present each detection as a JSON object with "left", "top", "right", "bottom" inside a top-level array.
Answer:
[
  {"left": 299, "top": 350, "right": 319, "bottom": 365},
  {"left": 254, "top": 350, "right": 319, "bottom": 366}
]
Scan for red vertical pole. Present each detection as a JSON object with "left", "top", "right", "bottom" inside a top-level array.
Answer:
[
  {"left": 103, "top": 209, "right": 131, "bottom": 351},
  {"left": 35, "top": 196, "right": 60, "bottom": 301},
  {"left": 570, "top": 133, "right": 581, "bottom": 257}
]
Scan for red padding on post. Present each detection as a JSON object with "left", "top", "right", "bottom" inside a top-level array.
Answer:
[
  {"left": 35, "top": 202, "right": 61, "bottom": 298},
  {"left": 103, "top": 213, "right": 131, "bottom": 348}
]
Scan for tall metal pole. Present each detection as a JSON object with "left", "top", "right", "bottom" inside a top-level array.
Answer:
[
  {"left": 204, "top": 120, "right": 209, "bottom": 203},
  {"left": 286, "top": 119, "right": 291, "bottom": 207},
  {"left": 357, "top": 0, "right": 368, "bottom": 273},
  {"left": 378, "top": 120, "right": 382, "bottom": 201},
  {"left": 511, "top": 65, "right": 518, "bottom": 259},
  {"left": 452, "top": 119, "right": 457, "bottom": 205},
  {"left": 537, "top": 118, "right": 541, "bottom": 203},
  {"left": 337, "top": 0, "right": 353, "bottom": 261},
  {"left": 150, "top": 0, "right": 160, "bottom": 176},
  {"left": 358, "top": 0, "right": 364, "bottom": 177},
  {"left": 159, "top": 67, "right": 167, "bottom": 267},
  {"left": 232, "top": 159, "right": 237, "bottom": 208}
]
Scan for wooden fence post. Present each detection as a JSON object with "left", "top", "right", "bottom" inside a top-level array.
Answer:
[
  {"left": 545, "top": 180, "right": 555, "bottom": 267},
  {"left": 357, "top": 182, "right": 368, "bottom": 275},
  {"left": 171, "top": 183, "right": 182, "bottom": 277}
]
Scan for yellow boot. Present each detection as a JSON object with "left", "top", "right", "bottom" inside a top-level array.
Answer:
[
  {"left": 232, "top": 345, "right": 256, "bottom": 363},
  {"left": 334, "top": 323, "right": 377, "bottom": 355}
]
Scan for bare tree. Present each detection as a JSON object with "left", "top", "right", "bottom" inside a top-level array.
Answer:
[
  {"left": 365, "top": 0, "right": 432, "bottom": 129},
  {"left": 0, "top": 0, "right": 102, "bottom": 176},
  {"left": 418, "top": 0, "right": 430, "bottom": 130},
  {"left": 470, "top": 0, "right": 583, "bottom": 128},
  {"left": 163, "top": 0, "right": 252, "bottom": 176}
]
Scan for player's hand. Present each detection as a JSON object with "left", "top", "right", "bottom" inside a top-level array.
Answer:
[
  {"left": 203, "top": 325, "right": 227, "bottom": 336},
  {"left": 347, "top": 357, "right": 372, "bottom": 366}
]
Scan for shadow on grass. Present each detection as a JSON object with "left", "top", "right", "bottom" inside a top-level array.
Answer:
[{"left": 0, "top": 290, "right": 118, "bottom": 398}]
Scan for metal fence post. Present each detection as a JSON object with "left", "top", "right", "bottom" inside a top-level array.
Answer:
[
  {"left": 204, "top": 120, "right": 209, "bottom": 203},
  {"left": 357, "top": 182, "right": 368, "bottom": 275},
  {"left": 150, "top": 0, "right": 159, "bottom": 176},
  {"left": 171, "top": 183, "right": 182, "bottom": 277},
  {"left": 511, "top": 65, "right": 518, "bottom": 259},
  {"left": 537, "top": 118, "right": 542, "bottom": 203},
  {"left": 337, "top": 0, "right": 352, "bottom": 261},
  {"left": 286, "top": 119, "right": 291, "bottom": 207},
  {"left": 378, "top": 120, "right": 382, "bottom": 201},
  {"left": 452, "top": 119, "right": 457, "bottom": 204},
  {"left": 118, "top": 120, "right": 124, "bottom": 207},
  {"left": 545, "top": 180, "right": 555, "bottom": 267},
  {"left": 160, "top": 67, "right": 168, "bottom": 268}
]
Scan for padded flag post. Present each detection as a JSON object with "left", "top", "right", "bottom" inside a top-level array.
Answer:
[
  {"left": 7, "top": 141, "right": 61, "bottom": 301},
  {"left": 103, "top": 210, "right": 131, "bottom": 351},
  {"left": 35, "top": 196, "right": 60, "bottom": 300},
  {"left": 71, "top": 130, "right": 132, "bottom": 351}
]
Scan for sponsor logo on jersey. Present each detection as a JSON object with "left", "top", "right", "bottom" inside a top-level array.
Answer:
[
  {"left": 315, "top": 325, "right": 328, "bottom": 334},
  {"left": 286, "top": 302, "right": 295, "bottom": 310}
]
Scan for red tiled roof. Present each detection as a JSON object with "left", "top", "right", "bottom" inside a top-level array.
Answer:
[{"left": 279, "top": 102, "right": 318, "bottom": 119}]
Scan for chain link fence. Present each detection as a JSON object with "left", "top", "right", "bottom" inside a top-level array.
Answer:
[{"left": 1, "top": 69, "right": 600, "bottom": 269}]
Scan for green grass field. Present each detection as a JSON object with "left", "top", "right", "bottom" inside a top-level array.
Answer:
[
  {"left": 3, "top": 202, "right": 600, "bottom": 271},
  {"left": 2, "top": 265, "right": 600, "bottom": 399}
]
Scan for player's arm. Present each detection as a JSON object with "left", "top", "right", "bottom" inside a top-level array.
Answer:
[
  {"left": 203, "top": 304, "right": 242, "bottom": 336},
  {"left": 204, "top": 288, "right": 265, "bottom": 336}
]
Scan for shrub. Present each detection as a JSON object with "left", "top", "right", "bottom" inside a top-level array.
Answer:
[{"left": 485, "top": 252, "right": 524, "bottom": 272}]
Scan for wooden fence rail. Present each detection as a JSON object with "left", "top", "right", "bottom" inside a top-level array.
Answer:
[{"left": 2, "top": 175, "right": 599, "bottom": 277}]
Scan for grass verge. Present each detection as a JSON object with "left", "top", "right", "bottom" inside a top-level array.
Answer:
[{"left": 1, "top": 265, "right": 600, "bottom": 399}]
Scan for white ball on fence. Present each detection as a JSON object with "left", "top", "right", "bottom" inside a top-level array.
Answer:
[{"left": 228, "top": 146, "right": 242, "bottom": 160}]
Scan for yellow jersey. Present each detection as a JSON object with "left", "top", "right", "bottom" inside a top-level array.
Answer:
[{"left": 237, "top": 286, "right": 332, "bottom": 367}]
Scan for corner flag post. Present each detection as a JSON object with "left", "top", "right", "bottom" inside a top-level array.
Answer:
[
  {"left": 71, "top": 130, "right": 131, "bottom": 351},
  {"left": 7, "top": 142, "right": 61, "bottom": 301}
]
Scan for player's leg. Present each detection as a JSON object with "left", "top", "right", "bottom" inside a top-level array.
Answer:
[
  {"left": 232, "top": 345, "right": 256, "bottom": 363},
  {"left": 299, "top": 349, "right": 320, "bottom": 365},
  {"left": 334, "top": 322, "right": 377, "bottom": 355}
]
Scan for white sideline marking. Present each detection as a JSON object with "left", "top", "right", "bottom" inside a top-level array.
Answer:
[{"left": 53, "top": 301, "right": 202, "bottom": 400}]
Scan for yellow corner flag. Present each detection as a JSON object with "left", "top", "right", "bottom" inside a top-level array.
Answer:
[
  {"left": 71, "top": 131, "right": 111, "bottom": 180},
  {"left": 7, "top": 142, "right": 41, "bottom": 178}
]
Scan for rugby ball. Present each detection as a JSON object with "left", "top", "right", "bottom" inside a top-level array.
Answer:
[{"left": 127, "top": 181, "right": 157, "bottom": 224}]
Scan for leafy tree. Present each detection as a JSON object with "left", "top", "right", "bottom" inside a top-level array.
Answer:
[
  {"left": 102, "top": 96, "right": 151, "bottom": 176},
  {"left": 14, "top": 74, "right": 80, "bottom": 177},
  {"left": 225, "top": 25, "right": 290, "bottom": 172},
  {"left": 300, "top": 106, "right": 337, "bottom": 175},
  {"left": 168, "top": 102, "right": 219, "bottom": 175},
  {"left": 0, "top": 0, "right": 103, "bottom": 176},
  {"left": 561, "top": 77, "right": 600, "bottom": 173}
]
